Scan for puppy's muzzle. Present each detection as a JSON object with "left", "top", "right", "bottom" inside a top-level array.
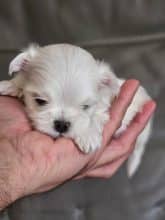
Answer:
[{"left": 54, "top": 120, "right": 71, "bottom": 133}]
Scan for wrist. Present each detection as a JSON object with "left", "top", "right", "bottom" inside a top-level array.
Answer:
[
  {"left": 0, "top": 174, "right": 25, "bottom": 211},
  {"left": 0, "top": 138, "right": 25, "bottom": 211},
  {"left": 0, "top": 183, "right": 12, "bottom": 211}
]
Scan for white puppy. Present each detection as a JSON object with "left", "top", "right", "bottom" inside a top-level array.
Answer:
[{"left": 0, "top": 44, "right": 152, "bottom": 177}]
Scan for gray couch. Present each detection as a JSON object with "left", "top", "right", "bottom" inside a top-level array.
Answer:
[{"left": 0, "top": 1, "right": 164, "bottom": 219}]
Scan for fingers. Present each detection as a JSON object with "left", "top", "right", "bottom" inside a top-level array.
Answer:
[
  {"left": 94, "top": 100, "right": 156, "bottom": 168},
  {"left": 117, "top": 100, "right": 156, "bottom": 147},
  {"left": 102, "top": 79, "right": 139, "bottom": 146},
  {"left": 76, "top": 100, "right": 156, "bottom": 178},
  {"left": 77, "top": 80, "right": 140, "bottom": 172}
]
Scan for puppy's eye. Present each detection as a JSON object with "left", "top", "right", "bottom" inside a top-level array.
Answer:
[
  {"left": 82, "top": 104, "right": 90, "bottom": 110},
  {"left": 35, "top": 98, "right": 48, "bottom": 106}
]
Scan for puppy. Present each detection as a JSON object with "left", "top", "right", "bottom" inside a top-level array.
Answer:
[{"left": 0, "top": 44, "right": 152, "bottom": 177}]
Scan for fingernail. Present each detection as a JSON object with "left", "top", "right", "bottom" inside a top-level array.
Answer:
[
  {"left": 127, "top": 79, "right": 140, "bottom": 88},
  {"left": 143, "top": 100, "right": 157, "bottom": 114},
  {"left": 135, "top": 100, "right": 156, "bottom": 123}
]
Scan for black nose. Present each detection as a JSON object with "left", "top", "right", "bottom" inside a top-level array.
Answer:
[{"left": 54, "top": 120, "right": 71, "bottom": 133}]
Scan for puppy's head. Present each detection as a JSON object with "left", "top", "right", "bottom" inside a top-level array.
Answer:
[{"left": 9, "top": 44, "right": 119, "bottom": 139}]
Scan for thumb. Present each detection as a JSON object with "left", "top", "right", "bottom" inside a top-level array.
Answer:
[{"left": 0, "top": 96, "right": 31, "bottom": 138}]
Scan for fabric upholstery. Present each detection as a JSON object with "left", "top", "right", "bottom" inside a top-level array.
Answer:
[{"left": 0, "top": 1, "right": 164, "bottom": 219}]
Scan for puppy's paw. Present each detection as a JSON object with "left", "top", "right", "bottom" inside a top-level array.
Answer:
[
  {"left": 76, "top": 131, "right": 102, "bottom": 154},
  {"left": 0, "top": 80, "right": 19, "bottom": 96}
]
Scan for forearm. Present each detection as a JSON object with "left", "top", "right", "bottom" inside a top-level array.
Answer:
[
  {"left": 0, "top": 185, "right": 12, "bottom": 211},
  {"left": 0, "top": 138, "right": 21, "bottom": 211},
  {"left": 0, "top": 166, "right": 22, "bottom": 211},
  {"left": 0, "top": 140, "right": 12, "bottom": 210}
]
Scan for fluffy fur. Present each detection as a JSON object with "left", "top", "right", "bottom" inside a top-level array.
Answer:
[{"left": 0, "top": 44, "right": 152, "bottom": 177}]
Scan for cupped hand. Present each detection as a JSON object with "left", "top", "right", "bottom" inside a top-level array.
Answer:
[{"left": 0, "top": 80, "right": 156, "bottom": 209}]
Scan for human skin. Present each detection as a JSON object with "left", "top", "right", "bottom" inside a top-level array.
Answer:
[{"left": 0, "top": 80, "right": 156, "bottom": 211}]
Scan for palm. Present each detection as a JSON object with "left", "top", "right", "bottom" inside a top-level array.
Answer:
[{"left": 0, "top": 97, "right": 90, "bottom": 195}]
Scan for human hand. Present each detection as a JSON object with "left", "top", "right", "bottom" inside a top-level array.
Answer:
[
  {"left": 77, "top": 82, "right": 156, "bottom": 178},
  {"left": 0, "top": 80, "right": 156, "bottom": 210}
]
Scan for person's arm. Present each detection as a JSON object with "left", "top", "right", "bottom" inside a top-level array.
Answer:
[
  {"left": 0, "top": 138, "right": 17, "bottom": 211},
  {"left": 0, "top": 80, "right": 156, "bottom": 211}
]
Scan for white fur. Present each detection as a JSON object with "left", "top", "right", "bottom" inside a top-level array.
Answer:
[{"left": 0, "top": 44, "right": 152, "bottom": 177}]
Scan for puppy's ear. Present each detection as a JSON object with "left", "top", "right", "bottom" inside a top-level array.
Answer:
[
  {"left": 9, "top": 44, "right": 39, "bottom": 76},
  {"left": 97, "top": 61, "right": 119, "bottom": 98},
  {"left": 0, "top": 44, "right": 39, "bottom": 97}
]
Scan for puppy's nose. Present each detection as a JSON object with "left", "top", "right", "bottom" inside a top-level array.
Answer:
[{"left": 54, "top": 120, "right": 71, "bottom": 133}]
